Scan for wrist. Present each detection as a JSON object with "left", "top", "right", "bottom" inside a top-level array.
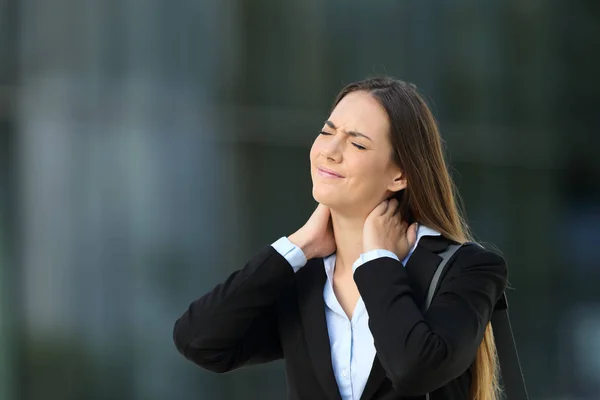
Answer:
[
  {"left": 289, "top": 232, "right": 315, "bottom": 259},
  {"left": 363, "top": 244, "right": 401, "bottom": 258},
  {"left": 363, "top": 242, "right": 385, "bottom": 254}
]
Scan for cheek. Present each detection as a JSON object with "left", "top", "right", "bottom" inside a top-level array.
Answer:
[
  {"left": 353, "top": 157, "right": 376, "bottom": 176},
  {"left": 309, "top": 139, "right": 321, "bottom": 162},
  {"left": 352, "top": 158, "right": 388, "bottom": 189}
]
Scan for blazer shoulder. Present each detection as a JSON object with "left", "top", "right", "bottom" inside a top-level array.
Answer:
[
  {"left": 416, "top": 240, "right": 508, "bottom": 315},
  {"left": 456, "top": 241, "right": 507, "bottom": 266},
  {"left": 447, "top": 242, "right": 509, "bottom": 291}
]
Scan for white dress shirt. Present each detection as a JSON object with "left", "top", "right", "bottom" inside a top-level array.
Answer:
[{"left": 272, "top": 224, "right": 441, "bottom": 400}]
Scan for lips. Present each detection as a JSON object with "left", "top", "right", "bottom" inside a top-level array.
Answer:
[{"left": 317, "top": 167, "right": 344, "bottom": 178}]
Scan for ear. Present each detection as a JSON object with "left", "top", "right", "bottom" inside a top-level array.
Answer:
[{"left": 388, "top": 170, "right": 407, "bottom": 193}]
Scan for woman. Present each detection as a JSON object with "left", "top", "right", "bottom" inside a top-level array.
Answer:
[{"left": 173, "top": 77, "right": 508, "bottom": 400}]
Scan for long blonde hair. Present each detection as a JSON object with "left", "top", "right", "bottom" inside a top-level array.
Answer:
[{"left": 334, "top": 77, "right": 500, "bottom": 400}]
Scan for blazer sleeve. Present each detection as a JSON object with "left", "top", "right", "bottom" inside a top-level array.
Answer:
[
  {"left": 173, "top": 245, "right": 294, "bottom": 373},
  {"left": 353, "top": 243, "right": 508, "bottom": 395}
]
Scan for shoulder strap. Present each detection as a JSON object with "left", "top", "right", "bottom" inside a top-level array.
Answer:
[
  {"left": 423, "top": 243, "right": 529, "bottom": 400},
  {"left": 423, "top": 244, "right": 462, "bottom": 311}
]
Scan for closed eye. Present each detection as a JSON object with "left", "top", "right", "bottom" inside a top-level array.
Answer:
[{"left": 320, "top": 131, "right": 366, "bottom": 150}]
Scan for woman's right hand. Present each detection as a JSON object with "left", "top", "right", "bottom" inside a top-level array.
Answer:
[{"left": 289, "top": 204, "right": 336, "bottom": 260}]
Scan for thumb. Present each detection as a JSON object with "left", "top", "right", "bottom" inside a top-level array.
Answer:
[{"left": 406, "top": 222, "right": 418, "bottom": 247}]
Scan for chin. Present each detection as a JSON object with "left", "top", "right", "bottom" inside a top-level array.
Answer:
[
  {"left": 312, "top": 186, "right": 347, "bottom": 209},
  {"left": 313, "top": 186, "right": 374, "bottom": 217},
  {"left": 312, "top": 186, "right": 334, "bottom": 205}
]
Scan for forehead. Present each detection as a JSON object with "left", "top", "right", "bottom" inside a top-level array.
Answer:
[{"left": 328, "top": 91, "right": 390, "bottom": 139}]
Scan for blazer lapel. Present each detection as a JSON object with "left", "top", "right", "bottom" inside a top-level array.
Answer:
[
  {"left": 296, "top": 259, "right": 342, "bottom": 400},
  {"left": 404, "top": 236, "right": 451, "bottom": 310}
]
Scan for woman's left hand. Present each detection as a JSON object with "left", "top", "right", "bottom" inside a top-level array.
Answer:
[{"left": 363, "top": 198, "right": 418, "bottom": 260}]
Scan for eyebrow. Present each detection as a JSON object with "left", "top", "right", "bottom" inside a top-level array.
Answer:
[{"left": 324, "top": 120, "right": 373, "bottom": 142}]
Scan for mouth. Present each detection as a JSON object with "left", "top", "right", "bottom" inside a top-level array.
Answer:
[{"left": 317, "top": 167, "right": 344, "bottom": 178}]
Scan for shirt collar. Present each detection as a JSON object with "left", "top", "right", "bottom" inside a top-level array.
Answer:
[
  {"left": 401, "top": 224, "right": 441, "bottom": 265},
  {"left": 322, "top": 224, "right": 441, "bottom": 276}
]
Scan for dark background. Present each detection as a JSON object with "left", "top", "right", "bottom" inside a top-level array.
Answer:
[{"left": 0, "top": 1, "right": 599, "bottom": 399}]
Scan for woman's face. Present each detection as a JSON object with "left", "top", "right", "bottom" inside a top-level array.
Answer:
[{"left": 310, "top": 91, "right": 406, "bottom": 216}]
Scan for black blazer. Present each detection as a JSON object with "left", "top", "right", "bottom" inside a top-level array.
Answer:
[{"left": 173, "top": 235, "right": 508, "bottom": 400}]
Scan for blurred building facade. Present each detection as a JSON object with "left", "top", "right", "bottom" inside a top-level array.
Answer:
[{"left": 0, "top": 1, "right": 599, "bottom": 399}]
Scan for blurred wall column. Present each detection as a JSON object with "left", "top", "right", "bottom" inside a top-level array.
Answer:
[
  {"left": 15, "top": 0, "right": 241, "bottom": 399},
  {"left": 0, "top": 0, "right": 18, "bottom": 397},
  {"left": 122, "top": 1, "right": 245, "bottom": 398}
]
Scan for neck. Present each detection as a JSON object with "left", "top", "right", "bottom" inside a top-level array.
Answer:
[{"left": 330, "top": 210, "right": 366, "bottom": 275}]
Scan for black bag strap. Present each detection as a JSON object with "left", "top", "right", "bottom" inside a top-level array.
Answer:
[{"left": 423, "top": 243, "right": 529, "bottom": 400}]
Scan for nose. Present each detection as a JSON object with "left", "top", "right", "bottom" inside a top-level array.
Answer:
[{"left": 320, "top": 137, "right": 343, "bottom": 162}]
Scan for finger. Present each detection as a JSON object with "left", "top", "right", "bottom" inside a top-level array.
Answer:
[
  {"left": 391, "top": 198, "right": 401, "bottom": 216},
  {"left": 375, "top": 199, "right": 389, "bottom": 215},
  {"left": 406, "top": 222, "right": 418, "bottom": 247},
  {"left": 384, "top": 198, "right": 399, "bottom": 217}
]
